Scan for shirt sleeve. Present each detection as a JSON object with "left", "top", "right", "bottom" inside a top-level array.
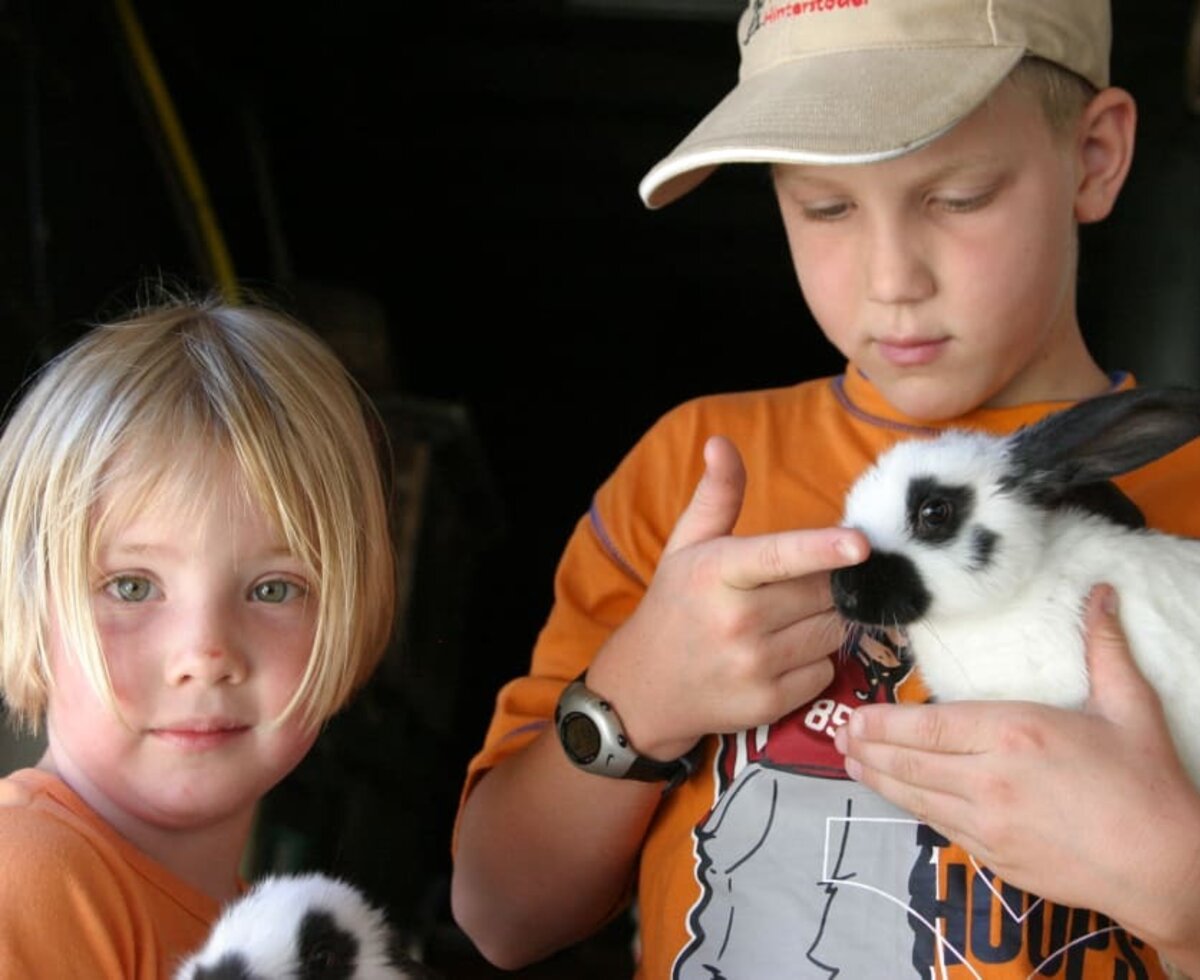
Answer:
[
  {"left": 0, "top": 806, "right": 147, "bottom": 980},
  {"left": 451, "top": 398, "right": 712, "bottom": 851}
]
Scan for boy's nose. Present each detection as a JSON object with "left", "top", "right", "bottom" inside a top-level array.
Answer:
[{"left": 864, "top": 220, "right": 934, "bottom": 305}]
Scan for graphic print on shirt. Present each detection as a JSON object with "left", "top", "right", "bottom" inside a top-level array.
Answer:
[{"left": 671, "top": 628, "right": 1163, "bottom": 979}]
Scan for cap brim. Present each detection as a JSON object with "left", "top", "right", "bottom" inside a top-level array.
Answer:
[{"left": 639, "top": 45, "right": 1026, "bottom": 209}]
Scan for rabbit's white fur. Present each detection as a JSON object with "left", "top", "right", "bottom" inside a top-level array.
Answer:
[
  {"left": 832, "top": 388, "right": 1200, "bottom": 980},
  {"left": 832, "top": 387, "right": 1200, "bottom": 786},
  {"left": 174, "top": 872, "right": 418, "bottom": 979}
]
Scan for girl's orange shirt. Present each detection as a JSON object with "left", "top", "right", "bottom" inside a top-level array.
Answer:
[{"left": 0, "top": 768, "right": 220, "bottom": 979}]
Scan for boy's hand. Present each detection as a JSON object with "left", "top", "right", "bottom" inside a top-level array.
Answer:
[
  {"left": 587, "top": 435, "right": 868, "bottom": 762},
  {"left": 834, "top": 585, "right": 1200, "bottom": 949}
]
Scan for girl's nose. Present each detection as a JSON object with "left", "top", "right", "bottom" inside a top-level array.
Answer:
[{"left": 166, "top": 606, "right": 248, "bottom": 686}]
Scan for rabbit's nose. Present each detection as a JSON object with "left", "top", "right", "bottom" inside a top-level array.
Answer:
[
  {"left": 830, "top": 568, "right": 859, "bottom": 615},
  {"left": 831, "top": 551, "right": 931, "bottom": 626}
]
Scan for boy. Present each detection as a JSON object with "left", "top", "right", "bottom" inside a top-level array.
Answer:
[{"left": 451, "top": 2, "right": 1200, "bottom": 977}]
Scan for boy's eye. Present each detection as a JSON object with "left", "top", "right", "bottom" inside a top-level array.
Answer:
[
  {"left": 252, "top": 579, "right": 304, "bottom": 604},
  {"left": 801, "top": 200, "right": 853, "bottom": 221},
  {"left": 106, "top": 576, "right": 157, "bottom": 602},
  {"left": 934, "top": 189, "right": 996, "bottom": 213}
]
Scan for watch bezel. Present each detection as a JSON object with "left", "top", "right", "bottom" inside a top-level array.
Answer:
[
  {"left": 554, "top": 673, "right": 700, "bottom": 789},
  {"left": 555, "top": 679, "right": 639, "bottom": 778}
]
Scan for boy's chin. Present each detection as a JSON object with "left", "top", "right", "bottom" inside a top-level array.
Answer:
[{"left": 874, "top": 376, "right": 994, "bottom": 423}]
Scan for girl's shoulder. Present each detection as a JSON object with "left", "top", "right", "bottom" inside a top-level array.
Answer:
[
  {"left": 0, "top": 769, "right": 123, "bottom": 880},
  {"left": 0, "top": 773, "right": 33, "bottom": 807},
  {"left": 0, "top": 778, "right": 110, "bottom": 872}
]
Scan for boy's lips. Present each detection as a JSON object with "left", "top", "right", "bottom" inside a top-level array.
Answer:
[{"left": 874, "top": 336, "right": 949, "bottom": 367}]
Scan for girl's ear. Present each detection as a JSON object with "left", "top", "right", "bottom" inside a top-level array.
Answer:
[{"left": 1073, "top": 86, "right": 1138, "bottom": 224}]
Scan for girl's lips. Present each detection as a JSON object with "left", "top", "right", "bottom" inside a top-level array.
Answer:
[
  {"left": 151, "top": 723, "right": 250, "bottom": 751},
  {"left": 875, "top": 337, "right": 949, "bottom": 367}
]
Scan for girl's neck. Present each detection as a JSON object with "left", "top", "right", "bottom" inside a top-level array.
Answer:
[{"left": 37, "top": 747, "right": 252, "bottom": 902}]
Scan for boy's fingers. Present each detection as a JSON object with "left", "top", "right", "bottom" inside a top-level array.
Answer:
[
  {"left": 663, "top": 435, "right": 747, "bottom": 555},
  {"left": 843, "top": 701, "right": 994, "bottom": 755},
  {"left": 664, "top": 434, "right": 869, "bottom": 588},
  {"left": 1082, "top": 584, "right": 1159, "bottom": 719},
  {"left": 721, "top": 528, "right": 867, "bottom": 590}
]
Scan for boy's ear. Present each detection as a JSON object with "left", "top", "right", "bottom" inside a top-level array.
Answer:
[{"left": 1073, "top": 86, "right": 1137, "bottom": 225}]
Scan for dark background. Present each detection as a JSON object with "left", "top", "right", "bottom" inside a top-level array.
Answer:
[{"left": 2, "top": 1, "right": 1199, "bottom": 975}]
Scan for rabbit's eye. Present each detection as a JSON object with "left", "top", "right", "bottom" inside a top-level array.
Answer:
[
  {"left": 906, "top": 478, "right": 972, "bottom": 543},
  {"left": 917, "top": 497, "right": 953, "bottom": 531}
]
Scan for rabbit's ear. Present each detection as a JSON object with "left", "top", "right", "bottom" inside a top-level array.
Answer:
[
  {"left": 1050, "top": 480, "right": 1146, "bottom": 529},
  {"left": 1006, "top": 386, "right": 1200, "bottom": 504}
]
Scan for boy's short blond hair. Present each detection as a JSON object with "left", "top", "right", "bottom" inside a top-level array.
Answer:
[
  {"left": 1008, "top": 56, "right": 1100, "bottom": 135},
  {"left": 0, "top": 294, "right": 396, "bottom": 734}
]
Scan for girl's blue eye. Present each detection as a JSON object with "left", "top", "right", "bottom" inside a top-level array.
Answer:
[
  {"left": 253, "top": 580, "right": 301, "bottom": 604},
  {"left": 108, "top": 576, "right": 155, "bottom": 602}
]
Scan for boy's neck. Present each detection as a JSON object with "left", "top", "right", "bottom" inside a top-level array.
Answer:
[
  {"left": 979, "top": 326, "right": 1111, "bottom": 411},
  {"left": 843, "top": 361, "right": 1126, "bottom": 434},
  {"left": 846, "top": 325, "right": 1112, "bottom": 426}
]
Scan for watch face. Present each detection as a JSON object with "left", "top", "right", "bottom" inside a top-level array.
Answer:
[{"left": 560, "top": 712, "right": 600, "bottom": 765}]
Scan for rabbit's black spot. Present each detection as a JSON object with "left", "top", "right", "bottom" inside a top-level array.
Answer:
[
  {"left": 906, "top": 478, "right": 973, "bottom": 544},
  {"left": 1043, "top": 480, "right": 1146, "bottom": 529},
  {"left": 298, "top": 909, "right": 358, "bottom": 980},
  {"left": 832, "top": 551, "right": 930, "bottom": 625},
  {"left": 189, "top": 955, "right": 258, "bottom": 980},
  {"left": 970, "top": 527, "right": 997, "bottom": 570}
]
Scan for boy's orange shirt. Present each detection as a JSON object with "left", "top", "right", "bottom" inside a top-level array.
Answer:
[
  {"left": 0, "top": 768, "right": 221, "bottom": 979},
  {"left": 459, "top": 367, "right": 1200, "bottom": 978}
]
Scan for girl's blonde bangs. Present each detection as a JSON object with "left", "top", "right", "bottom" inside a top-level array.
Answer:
[{"left": 0, "top": 296, "right": 395, "bottom": 733}]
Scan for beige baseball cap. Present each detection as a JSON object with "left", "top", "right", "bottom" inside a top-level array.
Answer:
[{"left": 639, "top": 0, "right": 1111, "bottom": 209}]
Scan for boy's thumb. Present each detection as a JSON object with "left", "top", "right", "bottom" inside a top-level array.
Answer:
[
  {"left": 664, "top": 435, "right": 747, "bottom": 555},
  {"left": 1083, "top": 584, "right": 1161, "bottom": 722}
]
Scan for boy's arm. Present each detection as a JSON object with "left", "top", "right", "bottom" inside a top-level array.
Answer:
[
  {"left": 451, "top": 436, "right": 868, "bottom": 969},
  {"left": 450, "top": 680, "right": 672, "bottom": 970},
  {"left": 837, "top": 585, "right": 1200, "bottom": 975}
]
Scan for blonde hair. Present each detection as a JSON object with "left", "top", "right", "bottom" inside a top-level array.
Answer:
[
  {"left": 0, "top": 293, "right": 396, "bottom": 734},
  {"left": 1008, "top": 55, "right": 1101, "bottom": 136}
]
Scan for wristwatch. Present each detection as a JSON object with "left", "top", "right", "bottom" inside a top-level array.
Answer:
[{"left": 554, "top": 671, "right": 701, "bottom": 793}]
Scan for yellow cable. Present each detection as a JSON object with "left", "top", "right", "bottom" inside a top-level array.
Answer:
[{"left": 111, "top": 0, "right": 240, "bottom": 302}]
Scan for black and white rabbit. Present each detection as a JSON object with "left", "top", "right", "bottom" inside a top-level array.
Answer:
[
  {"left": 174, "top": 872, "right": 434, "bottom": 980},
  {"left": 830, "top": 385, "right": 1200, "bottom": 786}
]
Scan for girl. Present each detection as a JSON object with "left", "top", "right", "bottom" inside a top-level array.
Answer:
[{"left": 0, "top": 293, "right": 396, "bottom": 978}]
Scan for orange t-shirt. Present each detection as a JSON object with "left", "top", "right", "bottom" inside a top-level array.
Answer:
[
  {"left": 457, "top": 368, "right": 1200, "bottom": 979},
  {"left": 0, "top": 768, "right": 221, "bottom": 979}
]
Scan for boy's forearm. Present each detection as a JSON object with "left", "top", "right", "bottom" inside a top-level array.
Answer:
[
  {"left": 1141, "top": 913, "right": 1200, "bottom": 980},
  {"left": 1127, "top": 833, "right": 1200, "bottom": 979},
  {"left": 450, "top": 725, "right": 662, "bottom": 970}
]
